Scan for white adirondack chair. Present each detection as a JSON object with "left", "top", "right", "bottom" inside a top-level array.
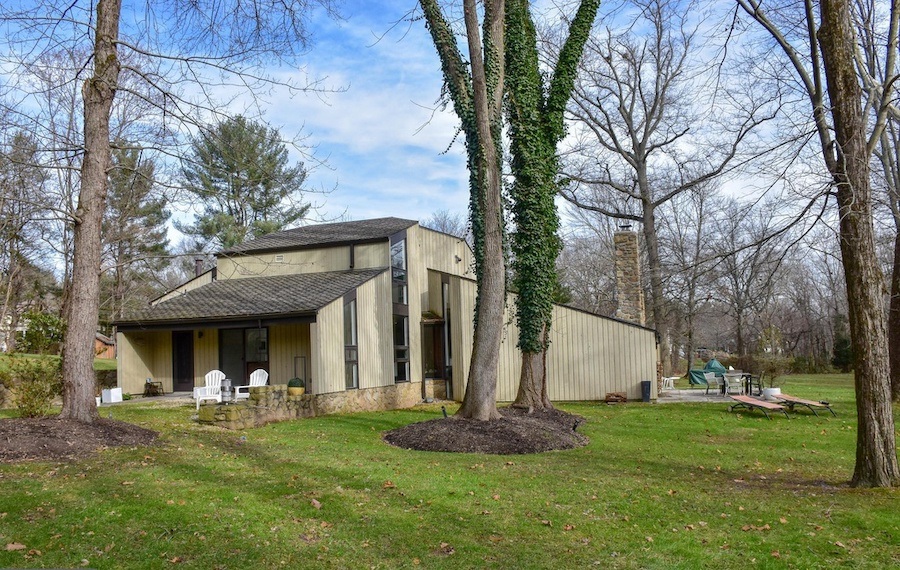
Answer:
[
  {"left": 196, "top": 369, "right": 225, "bottom": 410},
  {"left": 234, "top": 369, "right": 268, "bottom": 400}
]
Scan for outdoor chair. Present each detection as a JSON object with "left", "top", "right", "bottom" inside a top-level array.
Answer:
[
  {"left": 728, "top": 395, "right": 790, "bottom": 420},
  {"left": 774, "top": 393, "right": 836, "bottom": 417},
  {"left": 235, "top": 369, "right": 268, "bottom": 400},
  {"left": 723, "top": 372, "right": 745, "bottom": 395},
  {"left": 704, "top": 372, "right": 723, "bottom": 395},
  {"left": 196, "top": 369, "right": 225, "bottom": 410},
  {"left": 661, "top": 376, "right": 678, "bottom": 391}
]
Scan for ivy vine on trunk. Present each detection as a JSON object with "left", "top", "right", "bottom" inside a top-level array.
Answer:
[
  {"left": 420, "top": 0, "right": 506, "bottom": 421},
  {"left": 506, "top": 0, "right": 600, "bottom": 411}
]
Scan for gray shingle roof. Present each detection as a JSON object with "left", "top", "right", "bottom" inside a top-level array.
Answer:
[
  {"left": 116, "top": 269, "right": 385, "bottom": 326},
  {"left": 222, "top": 217, "right": 417, "bottom": 255}
]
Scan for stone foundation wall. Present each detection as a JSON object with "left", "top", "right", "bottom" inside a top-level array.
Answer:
[{"left": 198, "top": 382, "right": 424, "bottom": 429}]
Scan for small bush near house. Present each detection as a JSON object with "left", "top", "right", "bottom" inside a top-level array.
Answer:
[
  {"left": 16, "top": 310, "right": 66, "bottom": 355},
  {"left": 7, "top": 356, "right": 62, "bottom": 417}
]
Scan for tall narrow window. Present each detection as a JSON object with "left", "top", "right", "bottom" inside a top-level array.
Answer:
[
  {"left": 391, "top": 233, "right": 410, "bottom": 383},
  {"left": 390, "top": 238, "right": 407, "bottom": 305},
  {"left": 393, "top": 314, "right": 409, "bottom": 383},
  {"left": 344, "top": 297, "right": 358, "bottom": 389}
]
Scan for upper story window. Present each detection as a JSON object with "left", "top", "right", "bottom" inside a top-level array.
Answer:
[
  {"left": 390, "top": 235, "right": 407, "bottom": 306},
  {"left": 344, "top": 296, "right": 358, "bottom": 390}
]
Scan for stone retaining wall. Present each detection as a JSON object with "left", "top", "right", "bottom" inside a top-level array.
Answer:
[{"left": 198, "top": 382, "right": 424, "bottom": 429}]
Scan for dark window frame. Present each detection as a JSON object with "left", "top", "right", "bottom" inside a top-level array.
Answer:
[{"left": 344, "top": 292, "right": 359, "bottom": 390}]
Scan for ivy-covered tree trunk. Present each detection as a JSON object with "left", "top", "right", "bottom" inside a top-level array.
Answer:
[
  {"left": 59, "top": 0, "right": 121, "bottom": 423},
  {"left": 819, "top": 0, "right": 899, "bottom": 487},
  {"left": 506, "top": 0, "right": 599, "bottom": 411},
  {"left": 420, "top": 0, "right": 505, "bottom": 421}
]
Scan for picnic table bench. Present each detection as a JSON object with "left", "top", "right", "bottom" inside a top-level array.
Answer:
[{"left": 728, "top": 395, "right": 790, "bottom": 420}]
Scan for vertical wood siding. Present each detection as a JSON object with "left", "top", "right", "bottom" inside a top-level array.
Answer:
[
  {"left": 418, "top": 227, "right": 474, "bottom": 278},
  {"left": 451, "top": 279, "right": 658, "bottom": 402},
  {"left": 405, "top": 227, "right": 423, "bottom": 385},
  {"left": 216, "top": 243, "right": 388, "bottom": 280},
  {"left": 357, "top": 272, "right": 393, "bottom": 388},
  {"left": 446, "top": 275, "right": 476, "bottom": 400},
  {"left": 116, "top": 331, "right": 171, "bottom": 394},
  {"left": 313, "top": 298, "right": 345, "bottom": 394},
  {"left": 268, "top": 323, "right": 311, "bottom": 385},
  {"left": 193, "top": 328, "right": 218, "bottom": 386}
]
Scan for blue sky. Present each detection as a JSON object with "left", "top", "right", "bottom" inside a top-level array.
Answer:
[{"left": 262, "top": 1, "right": 469, "bottom": 225}]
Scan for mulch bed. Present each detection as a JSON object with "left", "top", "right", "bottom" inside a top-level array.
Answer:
[
  {"left": 383, "top": 406, "right": 588, "bottom": 454},
  {"left": 0, "top": 417, "right": 159, "bottom": 463}
]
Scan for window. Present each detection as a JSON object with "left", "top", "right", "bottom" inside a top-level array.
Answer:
[
  {"left": 344, "top": 298, "right": 358, "bottom": 389},
  {"left": 390, "top": 238, "right": 407, "bottom": 305},
  {"left": 393, "top": 314, "right": 409, "bottom": 383},
  {"left": 219, "top": 327, "right": 268, "bottom": 384},
  {"left": 390, "top": 232, "right": 410, "bottom": 383}
]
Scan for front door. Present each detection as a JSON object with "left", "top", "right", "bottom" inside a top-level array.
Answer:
[
  {"left": 422, "top": 323, "right": 445, "bottom": 379},
  {"left": 172, "top": 330, "right": 194, "bottom": 392}
]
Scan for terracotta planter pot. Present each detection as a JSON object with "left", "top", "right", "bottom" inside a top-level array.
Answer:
[{"left": 288, "top": 387, "right": 305, "bottom": 396}]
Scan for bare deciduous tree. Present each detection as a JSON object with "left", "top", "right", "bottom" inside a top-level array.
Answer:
[
  {"left": 737, "top": 0, "right": 899, "bottom": 487},
  {"left": 559, "top": 0, "right": 776, "bottom": 373},
  {"left": 419, "top": 0, "right": 506, "bottom": 421},
  {"left": 1, "top": 0, "right": 336, "bottom": 423}
]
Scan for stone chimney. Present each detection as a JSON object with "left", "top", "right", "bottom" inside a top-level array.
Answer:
[{"left": 614, "top": 229, "right": 645, "bottom": 325}]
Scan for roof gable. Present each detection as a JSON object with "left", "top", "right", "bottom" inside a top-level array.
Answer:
[{"left": 221, "top": 217, "right": 417, "bottom": 255}]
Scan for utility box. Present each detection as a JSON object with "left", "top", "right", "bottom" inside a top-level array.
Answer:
[{"left": 101, "top": 387, "right": 123, "bottom": 404}]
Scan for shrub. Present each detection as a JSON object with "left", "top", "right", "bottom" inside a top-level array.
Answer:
[
  {"left": 756, "top": 356, "right": 793, "bottom": 389},
  {"left": 16, "top": 311, "right": 66, "bottom": 355},
  {"left": 0, "top": 365, "right": 12, "bottom": 408},
  {"left": 832, "top": 335, "right": 853, "bottom": 373},
  {"left": 791, "top": 356, "right": 834, "bottom": 374},
  {"left": 8, "top": 357, "right": 62, "bottom": 418}
]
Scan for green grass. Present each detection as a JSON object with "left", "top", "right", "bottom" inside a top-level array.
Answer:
[
  {"left": 0, "top": 353, "right": 116, "bottom": 371},
  {"left": 0, "top": 374, "right": 897, "bottom": 569}
]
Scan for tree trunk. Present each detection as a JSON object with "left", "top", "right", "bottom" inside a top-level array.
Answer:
[
  {"left": 642, "top": 201, "right": 669, "bottom": 372},
  {"left": 513, "top": 327, "right": 552, "bottom": 410},
  {"left": 890, "top": 231, "right": 900, "bottom": 401},
  {"left": 59, "top": 0, "right": 121, "bottom": 423},
  {"left": 819, "top": 0, "right": 899, "bottom": 487},
  {"left": 453, "top": 0, "right": 505, "bottom": 421}
]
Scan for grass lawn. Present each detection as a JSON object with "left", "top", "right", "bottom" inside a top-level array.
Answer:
[
  {"left": 0, "top": 353, "right": 117, "bottom": 372},
  {"left": 0, "top": 374, "right": 897, "bottom": 569}
]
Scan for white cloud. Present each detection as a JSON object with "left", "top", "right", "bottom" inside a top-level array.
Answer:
[{"left": 262, "top": 1, "right": 471, "bottom": 223}]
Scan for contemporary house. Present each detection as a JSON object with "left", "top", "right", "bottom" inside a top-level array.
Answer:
[{"left": 115, "top": 218, "right": 659, "bottom": 412}]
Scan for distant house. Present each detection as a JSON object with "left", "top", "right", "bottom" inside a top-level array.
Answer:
[
  {"left": 95, "top": 333, "right": 116, "bottom": 359},
  {"left": 114, "top": 218, "right": 658, "bottom": 411}
]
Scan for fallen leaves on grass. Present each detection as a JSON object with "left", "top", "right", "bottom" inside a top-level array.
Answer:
[
  {"left": 742, "top": 524, "right": 771, "bottom": 532},
  {"left": 6, "top": 543, "right": 26, "bottom": 551},
  {"left": 434, "top": 542, "right": 455, "bottom": 556}
]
